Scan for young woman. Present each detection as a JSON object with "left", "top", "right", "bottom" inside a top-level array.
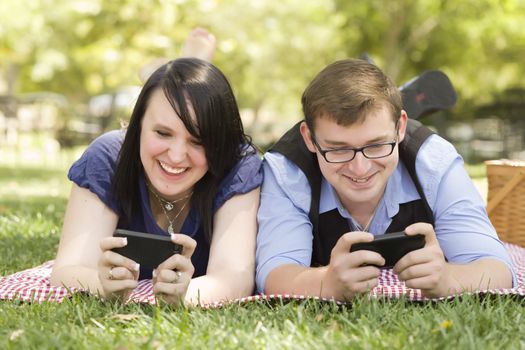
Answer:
[{"left": 50, "top": 30, "right": 262, "bottom": 305}]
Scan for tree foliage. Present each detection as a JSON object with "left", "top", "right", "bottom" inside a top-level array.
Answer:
[
  {"left": 1, "top": 0, "right": 524, "bottom": 125},
  {"left": 334, "top": 0, "right": 525, "bottom": 102}
]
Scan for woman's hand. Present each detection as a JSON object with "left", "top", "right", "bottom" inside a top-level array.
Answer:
[
  {"left": 152, "top": 234, "right": 197, "bottom": 305},
  {"left": 98, "top": 236, "right": 140, "bottom": 300}
]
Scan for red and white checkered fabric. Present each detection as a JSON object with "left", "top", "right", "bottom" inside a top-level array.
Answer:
[{"left": 1, "top": 242, "right": 524, "bottom": 306}]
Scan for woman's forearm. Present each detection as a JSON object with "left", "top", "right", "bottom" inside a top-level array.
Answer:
[
  {"left": 50, "top": 265, "right": 105, "bottom": 296},
  {"left": 184, "top": 270, "right": 255, "bottom": 305}
]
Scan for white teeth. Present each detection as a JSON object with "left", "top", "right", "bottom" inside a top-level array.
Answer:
[
  {"left": 349, "top": 175, "right": 372, "bottom": 183},
  {"left": 159, "top": 161, "right": 187, "bottom": 175}
]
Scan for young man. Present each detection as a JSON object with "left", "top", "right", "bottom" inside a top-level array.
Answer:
[{"left": 255, "top": 59, "right": 515, "bottom": 300}]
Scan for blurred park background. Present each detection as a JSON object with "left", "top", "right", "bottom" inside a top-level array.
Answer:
[{"left": 1, "top": 0, "right": 525, "bottom": 170}]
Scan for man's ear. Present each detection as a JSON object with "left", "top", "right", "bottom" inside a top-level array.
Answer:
[
  {"left": 397, "top": 110, "right": 409, "bottom": 143},
  {"left": 299, "top": 121, "right": 317, "bottom": 153}
]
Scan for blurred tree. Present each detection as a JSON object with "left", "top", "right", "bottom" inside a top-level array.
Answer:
[
  {"left": 0, "top": 0, "right": 524, "bottom": 137},
  {"left": 0, "top": 0, "right": 204, "bottom": 102},
  {"left": 333, "top": 0, "right": 525, "bottom": 117},
  {"left": 204, "top": 0, "right": 345, "bottom": 132}
]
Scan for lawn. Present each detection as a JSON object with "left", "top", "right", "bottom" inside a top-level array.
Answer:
[{"left": 0, "top": 163, "right": 524, "bottom": 349}]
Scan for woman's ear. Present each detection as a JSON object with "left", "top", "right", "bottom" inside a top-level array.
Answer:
[{"left": 299, "top": 121, "right": 317, "bottom": 153}]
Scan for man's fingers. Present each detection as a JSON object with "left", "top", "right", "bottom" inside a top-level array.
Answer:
[
  {"left": 404, "top": 223, "right": 438, "bottom": 246},
  {"left": 403, "top": 275, "right": 442, "bottom": 292},
  {"left": 393, "top": 246, "right": 436, "bottom": 274},
  {"left": 348, "top": 250, "right": 386, "bottom": 268},
  {"left": 332, "top": 231, "right": 374, "bottom": 256},
  {"left": 349, "top": 277, "right": 380, "bottom": 294},
  {"left": 395, "top": 260, "right": 432, "bottom": 281}
]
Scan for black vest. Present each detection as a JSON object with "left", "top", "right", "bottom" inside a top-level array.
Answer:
[{"left": 270, "top": 119, "right": 435, "bottom": 266}]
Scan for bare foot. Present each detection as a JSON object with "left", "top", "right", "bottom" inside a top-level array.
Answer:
[
  {"left": 180, "top": 27, "right": 216, "bottom": 62},
  {"left": 138, "top": 57, "right": 170, "bottom": 83},
  {"left": 138, "top": 27, "right": 217, "bottom": 83}
]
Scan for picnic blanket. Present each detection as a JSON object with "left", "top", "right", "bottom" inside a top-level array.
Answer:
[{"left": 1, "top": 242, "right": 524, "bottom": 307}]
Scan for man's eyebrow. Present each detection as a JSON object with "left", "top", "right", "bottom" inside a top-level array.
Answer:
[
  {"left": 322, "top": 134, "right": 392, "bottom": 147},
  {"left": 321, "top": 139, "right": 352, "bottom": 147}
]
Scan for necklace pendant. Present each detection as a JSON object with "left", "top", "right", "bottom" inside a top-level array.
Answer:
[
  {"left": 168, "top": 224, "right": 174, "bottom": 235},
  {"left": 165, "top": 203, "right": 174, "bottom": 211}
]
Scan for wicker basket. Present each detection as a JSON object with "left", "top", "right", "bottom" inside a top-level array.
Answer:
[{"left": 485, "top": 159, "right": 525, "bottom": 247}]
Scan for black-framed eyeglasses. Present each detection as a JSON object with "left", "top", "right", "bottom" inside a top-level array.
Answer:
[{"left": 311, "top": 135, "right": 398, "bottom": 163}]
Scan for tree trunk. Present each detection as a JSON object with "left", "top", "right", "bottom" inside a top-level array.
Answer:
[{"left": 2, "top": 63, "right": 19, "bottom": 119}]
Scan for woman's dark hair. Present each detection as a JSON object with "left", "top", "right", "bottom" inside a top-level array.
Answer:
[{"left": 113, "top": 58, "right": 251, "bottom": 242}]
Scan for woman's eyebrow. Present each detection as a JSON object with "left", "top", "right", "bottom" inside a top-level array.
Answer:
[{"left": 152, "top": 122, "right": 172, "bottom": 129}]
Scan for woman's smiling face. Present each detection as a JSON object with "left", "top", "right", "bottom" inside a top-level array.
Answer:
[{"left": 140, "top": 88, "right": 208, "bottom": 200}]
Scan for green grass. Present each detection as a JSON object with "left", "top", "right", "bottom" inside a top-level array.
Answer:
[
  {"left": 0, "top": 166, "right": 69, "bottom": 274},
  {"left": 1, "top": 164, "right": 524, "bottom": 349}
]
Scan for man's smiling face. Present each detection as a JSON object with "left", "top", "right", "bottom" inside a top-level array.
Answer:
[{"left": 301, "top": 105, "right": 407, "bottom": 213}]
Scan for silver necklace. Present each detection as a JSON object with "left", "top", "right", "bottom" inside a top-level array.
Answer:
[
  {"left": 147, "top": 185, "right": 192, "bottom": 234},
  {"left": 360, "top": 203, "right": 379, "bottom": 232},
  {"left": 363, "top": 212, "right": 374, "bottom": 232},
  {"left": 147, "top": 183, "right": 192, "bottom": 211},
  {"left": 160, "top": 197, "right": 190, "bottom": 234}
]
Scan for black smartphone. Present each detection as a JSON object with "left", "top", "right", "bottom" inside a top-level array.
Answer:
[
  {"left": 111, "top": 229, "right": 183, "bottom": 268},
  {"left": 350, "top": 231, "right": 425, "bottom": 268}
]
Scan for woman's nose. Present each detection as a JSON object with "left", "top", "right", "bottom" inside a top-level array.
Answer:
[{"left": 167, "top": 139, "right": 188, "bottom": 163}]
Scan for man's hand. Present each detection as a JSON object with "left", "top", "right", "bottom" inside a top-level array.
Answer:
[
  {"left": 394, "top": 223, "right": 449, "bottom": 297},
  {"left": 323, "top": 231, "right": 385, "bottom": 300}
]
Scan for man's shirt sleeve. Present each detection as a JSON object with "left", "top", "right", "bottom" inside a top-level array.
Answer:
[
  {"left": 417, "top": 135, "right": 517, "bottom": 286},
  {"left": 255, "top": 152, "right": 315, "bottom": 293}
]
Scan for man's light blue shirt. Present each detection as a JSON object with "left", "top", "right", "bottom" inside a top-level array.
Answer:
[{"left": 255, "top": 134, "right": 516, "bottom": 293}]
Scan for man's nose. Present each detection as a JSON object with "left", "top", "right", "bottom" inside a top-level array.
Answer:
[{"left": 345, "top": 151, "right": 370, "bottom": 175}]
